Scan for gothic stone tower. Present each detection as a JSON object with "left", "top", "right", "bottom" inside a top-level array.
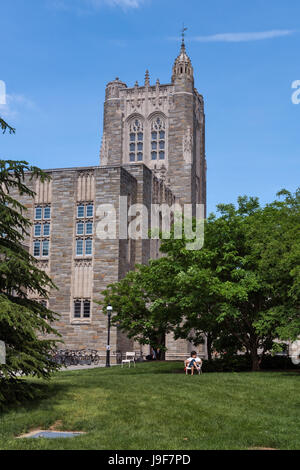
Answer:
[
  {"left": 100, "top": 40, "right": 207, "bottom": 213},
  {"left": 10, "top": 40, "right": 208, "bottom": 363}
]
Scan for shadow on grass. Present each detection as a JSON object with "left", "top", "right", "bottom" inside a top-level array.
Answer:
[
  {"left": 0, "top": 379, "right": 72, "bottom": 416},
  {"left": 57, "top": 362, "right": 183, "bottom": 377},
  {"left": 109, "top": 363, "right": 184, "bottom": 376}
]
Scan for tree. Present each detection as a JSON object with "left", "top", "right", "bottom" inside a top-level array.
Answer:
[
  {"left": 101, "top": 190, "right": 300, "bottom": 371},
  {"left": 100, "top": 257, "right": 183, "bottom": 352},
  {"left": 0, "top": 117, "right": 15, "bottom": 135},
  {"left": 0, "top": 159, "right": 61, "bottom": 405},
  {"left": 167, "top": 192, "right": 299, "bottom": 370},
  {"left": 244, "top": 189, "right": 300, "bottom": 346}
]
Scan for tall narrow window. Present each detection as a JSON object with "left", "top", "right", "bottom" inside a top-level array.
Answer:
[
  {"left": 77, "top": 222, "right": 84, "bottom": 235},
  {"left": 35, "top": 207, "right": 42, "bottom": 220},
  {"left": 43, "top": 224, "right": 50, "bottom": 236},
  {"left": 85, "top": 239, "right": 92, "bottom": 256},
  {"left": 76, "top": 239, "right": 83, "bottom": 256},
  {"left": 44, "top": 207, "right": 51, "bottom": 219},
  {"left": 77, "top": 205, "right": 84, "bottom": 218},
  {"left": 74, "top": 301, "right": 81, "bottom": 318},
  {"left": 151, "top": 117, "right": 165, "bottom": 160},
  {"left": 129, "top": 118, "right": 143, "bottom": 162},
  {"left": 75, "top": 204, "right": 94, "bottom": 257},
  {"left": 34, "top": 224, "right": 42, "bottom": 237},
  {"left": 33, "top": 205, "right": 51, "bottom": 258},
  {"left": 86, "top": 204, "right": 94, "bottom": 218},
  {"left": 86, "top": 222, "right": 93, "bottom": 235},
  {"left": 42, "top": 240, "right": 49, "bottom": 257},
  {"left": 83, "top": 301, "right": 91, "bottom": 318},
  {"left": 34, "top": 241, "right": 40, "bottom": 257}
]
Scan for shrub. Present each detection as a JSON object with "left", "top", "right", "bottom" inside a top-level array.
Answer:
[{"left": 201, "top": 354, "right": 299, "bottom": 373}]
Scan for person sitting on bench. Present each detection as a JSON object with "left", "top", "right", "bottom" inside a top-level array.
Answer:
[{"left": 185, "top": 351, "right": 201, "bottom": 375}]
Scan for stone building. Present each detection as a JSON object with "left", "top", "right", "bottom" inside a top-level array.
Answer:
[{"left": 14, "top": 40, "right": 207, "bottom": 361}]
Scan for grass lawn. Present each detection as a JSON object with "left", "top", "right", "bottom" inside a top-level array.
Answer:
[{"left": 0, "top": 362, "right": 299, "bottom": 450}]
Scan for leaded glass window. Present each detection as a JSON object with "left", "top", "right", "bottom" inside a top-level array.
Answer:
[
  {"left": 43, "top": 224, "right": 50, "bottom": 236},
  {"left": 86, "top": 204, "right": 94, "bottom": 218},
  {"left": 74, "top": 301, "right": 81, "bottom": 318},
  {"left": 34, "top": 241, "right": 40, "bottom": 257},
  {"left": 77, "top": 222, "right": 84, "bottom": 235},
  {"left": 34, "top": 224, "right": 42, "bottom": 237},
  {"left": 44, "top": 207, "right": 51, "bottom": 219},
  {"left": 83, "top": 301, "right": 91, "bottom": 318},
  {"left": 35, "top": 207, "right": 42, "bottom": 220},
  {"left": 76, "top": 239, "right": 83, "bottom": 256},
  {"left": 76, "top": 204, "right": 94, "bottom": 257},
  {"left": 42, "top": 240, "right": 49, "bottom": 257},
  {"left": 73, "top": 300, "right": 91, "bottom": 319},
  {"left": 151, "top": 117, "right": 165, "bottom": 161},
  {"left": 86, "top": 222, "right": 93, "bottom": 235},
  {"left": 85, "top": 238, "right": 92, "bottom": 256},
  {"left": 128, "top": 118, "right": 143, "bottom": 162},
  {"left": 33, "top": 206, "right": 51, "bottom": 258},
  {"left": 77, "top": 205, "right": 84, "bottom": 218}
]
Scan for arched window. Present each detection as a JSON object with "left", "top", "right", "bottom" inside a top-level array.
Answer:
[
  {"left": 129, "top": 118, "right": 143, "bottom": 162},
  {"left": 151, "top": 117, "right": 166, "bottom": 161}
]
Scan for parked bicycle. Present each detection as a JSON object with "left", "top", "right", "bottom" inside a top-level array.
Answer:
[{"left": 50, "top": 349, "right": 101, "bottom": 367}]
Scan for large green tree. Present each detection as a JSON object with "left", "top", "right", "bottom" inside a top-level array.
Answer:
[
  {"left": 101, "top": 190, "right": 300, "bottom": 371},
  {"left": 174, "top": 192, "right": 299, "bottom": 370},
  {"left": 0, "top": 153, "right": 61, "bottom": 403},
  {"left": 100, "top": 257, "right": 183, "bottom": 352}
]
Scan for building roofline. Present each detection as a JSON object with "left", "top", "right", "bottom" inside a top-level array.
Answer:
[{"left": 26, "top": 162, "right": 152, "bottom": 174}]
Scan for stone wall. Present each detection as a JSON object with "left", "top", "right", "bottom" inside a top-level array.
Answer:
[{"left": 11, "top": 166, "right": 139, "bottom": 360}]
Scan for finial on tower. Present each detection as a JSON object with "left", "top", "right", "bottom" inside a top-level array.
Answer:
[
  {"left": 181, "top": 24, "right": 188, "bottom": 49},
  {"left": 144, "top": 69, "right": 150, "bottom": 86}
]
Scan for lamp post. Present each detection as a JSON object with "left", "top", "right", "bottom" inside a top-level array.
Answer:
[{"left": 106, "top": 305, "right": 113, "bottom": 368}]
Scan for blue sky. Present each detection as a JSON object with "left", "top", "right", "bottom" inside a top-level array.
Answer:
[{"left": 0, "top": 0, "right": 299, "bottom": 214}]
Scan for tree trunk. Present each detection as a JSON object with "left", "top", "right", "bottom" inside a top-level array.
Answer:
[{"left": 250, "top": 348, "right": 260, "bottom": 371}]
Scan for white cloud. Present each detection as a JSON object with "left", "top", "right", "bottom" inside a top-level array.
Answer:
[
  {"left": 0, "top": 94, "right": 37, "bottom": 121},
  {"left": 90, "top": 0, "right": 144, "bottom": 7},
  {"left": 49, "top": 0, "right": 145, "bottom": 12},
  {"left": 187, "top": 30, "right": 296, "bottom": 43}
]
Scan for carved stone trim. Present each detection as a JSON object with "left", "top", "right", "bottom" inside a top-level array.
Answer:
[
  {"left": 36, "top": 260, "right": 49, "bottom": 270},
  {"left": 74, "top": 259, "right": 93, "bottom": 268},
  {"left": 183, "top": 127, "right": 193, "bottom": 164}
]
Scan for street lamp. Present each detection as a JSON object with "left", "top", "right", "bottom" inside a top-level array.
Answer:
[{"left": 106, "top": 305, "right": 113, "bottom": 368}]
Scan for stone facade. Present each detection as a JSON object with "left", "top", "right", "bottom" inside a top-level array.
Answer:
[{"left": 13, "top": 41, "right": 207, "bottom": 361}]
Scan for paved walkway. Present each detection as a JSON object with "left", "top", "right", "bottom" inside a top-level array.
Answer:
[{"left": 61, "top": 363, "right": 119, "bottom": 371}]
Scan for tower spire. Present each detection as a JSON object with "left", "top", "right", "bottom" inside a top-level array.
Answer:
[
  {"left": 171, "top": 25, "right": 193, "bottom": 84},
  {"left": 181, "top": 24, "right": 187, "bottom": 50}
]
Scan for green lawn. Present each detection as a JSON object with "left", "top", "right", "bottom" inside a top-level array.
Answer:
[{"left": 0, "top": 362, "right": 299, "bottom": 450}]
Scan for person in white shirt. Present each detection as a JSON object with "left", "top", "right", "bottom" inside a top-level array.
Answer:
[{"left": 185, "top": 351, "right": 202, "bottom": 375}]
